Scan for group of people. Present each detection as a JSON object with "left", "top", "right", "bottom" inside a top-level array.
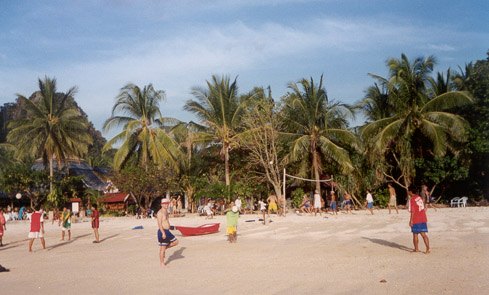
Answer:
[
  {"left": 0, "top": 203, "right": 101, "bottom": 251},
  {"left": 300, "top": 189, "right": 353, "bottom": 216}
]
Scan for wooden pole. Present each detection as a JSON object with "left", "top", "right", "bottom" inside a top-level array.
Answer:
[{"left": 283, "top": 168, "right": 286, "bottom": 216}]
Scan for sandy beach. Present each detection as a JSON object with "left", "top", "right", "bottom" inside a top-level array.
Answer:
[{"left": 1, "top": 207, "right": 489, "bottom": 294}]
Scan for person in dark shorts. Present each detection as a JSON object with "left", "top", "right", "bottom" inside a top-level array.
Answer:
[
  {"left": 408, "top": 186, "right": 430, "bottom": 254},
  {"left": 91, "top": 204, "right": 100, "bottom": 243},
  {"left": 157, "top": 198, "right": 179, "bottom": 268}
]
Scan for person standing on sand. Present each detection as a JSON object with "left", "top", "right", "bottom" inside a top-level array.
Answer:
[
  {"left": 343, "top": 190, "right": 352, "bottom": 214},
  {"left": 59, "top": 207, "right": 71, "bottom": 241},
  {"left": 388, "top": 183, "right": 399, "bottom": 214},
  {"left": 258, "top": 198, "right": 267, "bottom": 225},
  {"left": 313, "top": 190, "right": 322, "bottom": 216},
  {"left": 157, "top": 198, "right": 179, "bottom": 268},
  {"left": 408, "top": 186, "right": 430, "bottom": 254},
  {"left": 0, "top": 208, "right": 6, "bottom": 246},
  {"left": 91, "top": 204, "right": 100, "bottom": 243},
  {"left": 329, "top": 191, "right": 338, "bottom": 215},
  {"left": 226, "top": 203, "right": 239, "bottom": 243},
  {"left": 365, "top": 190, "right": 374, "bottom": 215},
  {"left": 235, "top": 196, "right": 243, "bottom": 214},
  {"left": 28, "top": 205, "right": 45, "bottom": 252},
  {"left": 267, "top": 193, "right": 278, "bottom": 217}
]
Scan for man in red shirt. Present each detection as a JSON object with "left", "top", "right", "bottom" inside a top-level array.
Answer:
[
  {"left": 408, "top": 186, "right": 430, "bottom": 254},
  {"left": 91, "top": 204, "right": 100, "bottom": 243},
  {"left": 28, "top": 205, "right": 46, "bottom": 252}
]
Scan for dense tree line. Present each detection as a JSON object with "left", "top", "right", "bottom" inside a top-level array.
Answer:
[{"left": 1, "top": 52, "right": 488, "bottom": 210}]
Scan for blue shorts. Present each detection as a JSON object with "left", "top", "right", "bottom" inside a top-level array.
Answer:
[
  {"left": 367, "top": 202, "right": 373, "bottom": 209},
  {"left": 157, "top": 229, "right": 177, "bottom": 246},
  {"left": 412, "top": 222, "right": 428, "bottom": 234},
  {"left": 305, "top": 204, "right": 310, "bottom": 208},
  {"left": 330, "top": 201, "right": 337, "bottom": 210},
  {"left": 345, "top": 200, "right": 351, "bottom": 205}
]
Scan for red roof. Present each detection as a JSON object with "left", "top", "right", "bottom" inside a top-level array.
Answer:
[
  {"left": 70, "top": 198, "right": 82, "bottom": 202},
  {"left": 100, "top": 193, "right": 133, "bottom": 203}
]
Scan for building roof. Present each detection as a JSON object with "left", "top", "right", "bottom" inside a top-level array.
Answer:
[
  {"left": 100, "top": 193, "right": 135, "bottom": 203},
  {"left": 31, "top": 159, "right": 108, "bottom": 191},
  {"left": 70, "top": 198, "right": 82, "bottom": 202}
]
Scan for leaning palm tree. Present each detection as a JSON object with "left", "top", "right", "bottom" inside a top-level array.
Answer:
[
  {"left": 7, "top": 76, "right": 92, "bottom": 192},
  {"left": 184, "top": 75, "right": 249, "bottom": 187},
  {"left": 283, "top": 75, "right": 361, "bottom": 193},
  {"left": 360, "top": 54, "right": 473, "bottom": 188},
  {"left": 103, "top": 83, "right": 181, "bottom": 171}
]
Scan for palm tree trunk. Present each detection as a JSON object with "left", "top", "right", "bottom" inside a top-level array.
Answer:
[
  {"left": 313, "top": 150, "right": 321, "bottom": 194},
  {"left": 49, "top": 155, "right": 54, "bottom": 193},
  {"left": 224, "top": 146, "right": 230, "bottom": 186}
]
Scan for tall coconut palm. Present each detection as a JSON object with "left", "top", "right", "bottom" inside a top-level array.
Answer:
[
  {"left": 360, "top": 54, "right": 473, "bottom": 187},
  {"left": 7, "top": 76, "right": 92, "bottom": 192},
  {"left": 283, "top": 75, "right": 360, "bottom": 193},
  {"left": 356, "top": 75, "right": 395, "bottom": 122},
  {"left": 184, "top": 75, "right": 248, "bottom": 187},
  {"left": 103, "top": 83, "right": 182, "bottom": 171}
]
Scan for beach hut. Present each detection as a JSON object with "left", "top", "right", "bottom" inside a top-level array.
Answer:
[{"left": 100, "top": 193, "right": 136, "bottom": 212}]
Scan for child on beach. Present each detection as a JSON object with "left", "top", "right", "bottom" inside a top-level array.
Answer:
[
  {"left": 408, "top": 187, "right": 430, "bottom": 254},
  {"left": 157, "top": 198, "right": 179, "bottom": 268},
  {"left": 343, "top": 190, "right": 352, "bottom": 214},
  {"left": 59, "top": 207, "right": 71, "bottom": 241},
  {"left": 0, "top": 208, "right": 6, "bottom": 246},
  {"left": 365, "top": 190, "right": 374, "bottom": 215},
  {"left": 329, "top": 191, "right": 338, "bottom": 215},
  {"left": 91, "top": 204, "right": 100, "bottom": 243},
  {"left": 226, "top": 203, "right": 239, "bottom": 243},
  {"left": 28, "top": 205, "right": 45, "bottom": 252},
  {"left": 258, "top": 198, "right": 267, "bottom": 225}
]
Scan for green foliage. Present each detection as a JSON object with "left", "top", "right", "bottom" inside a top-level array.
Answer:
[
  {"left": 373, "top": 188, "right": 389, "bottom": 207},
  {"left": 102, "top": 210, "right": 125, "bottom": 217},
  {"left": 291, "top": 188, "right": 305, "bottom": 208},
  {"left": 415, "top": 157, "right": 468, "bottom": 185},
  {"left": 0, "top": 164, "right": 49, "bottom": 207}
]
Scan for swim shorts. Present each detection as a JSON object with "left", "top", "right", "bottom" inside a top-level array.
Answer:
[
  {"left": 305, "top": 204, "right": 310, "bottom": 208},
  {"left": 389, "top": 195, "right": 397, "bottom": 206},
  {"left": 330, "top": 201, "right": 337, "bottom": 210},
  {"left": 269, "top": 202, "right": 277, "bottom": 211},
  {"left": 227, "top": 226, "right": 236, "bottom": 234},
  {"left": 157, "top": 229, "right": 177, "bottom": 246},
  {"left": 345, "top": 200, "right": 352, "bottom": 205},
  {"left": 367, "top": 202, "right": 373, "bottom": 209},
  {"left": 411, "top": 222, "right": 428, "bottom": 233}
]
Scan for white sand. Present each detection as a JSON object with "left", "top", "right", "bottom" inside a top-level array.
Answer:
[{"left": 1, "top": 207, "right": 489, "bottom": 294}]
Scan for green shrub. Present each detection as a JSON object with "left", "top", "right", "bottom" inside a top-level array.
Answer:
[
  {"left": 374, "top": 188, "right": 389, "bottom": 207},
  {"left": 291, "top": 188, "right": 305, "bottom": 208}
]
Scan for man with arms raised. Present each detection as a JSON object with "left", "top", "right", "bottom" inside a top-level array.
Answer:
[{"left": 157, "top": 198, "right": 179, "bottom": 268}]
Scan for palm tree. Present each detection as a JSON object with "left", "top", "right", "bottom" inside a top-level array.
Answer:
[
  {"left": 103, "top": 83, "right": 181, "bottom": 171},
  {"left": 283, "top": 75, "right": 360, "bottom": 194},
  {"left": 356, "top": 75, "right": 394, "bottom": 122},
  {"left": 360, "top": 54, "right": 473, "bottom": 188},
  {"left": 184, "top": 75, "right": 249, "bottom": 187},
  {"left": 7, "top": 76, "right": 92, "bottom": 192}
]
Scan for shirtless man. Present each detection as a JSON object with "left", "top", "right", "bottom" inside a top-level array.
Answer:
[
  {"left": 388, "top": 183, "right": 399, "bottom": 214},
  {"left": 421, "top": 185, "right": 437, "bottom": 211},
  {"left": 267, "top": 193, "right": 278, "bottom": 217},
  {"left": 343, "top": 190, "right": 352, "bottom": 214},
  {"left": 157, "top": 198, "right": 179, "bottom": 268}
]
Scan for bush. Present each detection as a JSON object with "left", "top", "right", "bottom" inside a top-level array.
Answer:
[
  {"left": 291, "top": 188, "right": 305, "bottom": 208},
  {"left": 374, "top": 188, "right": 389, "bottom": 207},
  {"left": 102, "top": 210, "right": 125, "bottom": 217}
]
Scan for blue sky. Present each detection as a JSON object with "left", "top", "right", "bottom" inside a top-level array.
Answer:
[{"left": 1, "top": 0, "right": 488, "bottom": 138}]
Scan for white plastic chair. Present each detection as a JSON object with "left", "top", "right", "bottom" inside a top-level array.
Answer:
[
  {"left": 458, "top": 197, "right": 468, "bottom": 207},
  {"left": 450, "top": 197, "right": 460, "bottom": 207}
]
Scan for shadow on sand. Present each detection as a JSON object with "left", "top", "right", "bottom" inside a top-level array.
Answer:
[
  {"left": 47, "top": 233, "right": 92, "bottom": 251},
  {"left": 166, "top": 247, "right": 186, "bottom": 265},
  {"left": 98, "top": 234, "right": 119, "bottom": 243},
  {"left": 362, "top": 237, "right": 411, "bottom": 252}
]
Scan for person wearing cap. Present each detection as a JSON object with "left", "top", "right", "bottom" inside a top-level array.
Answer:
[
  {"left": 157, "top": 198, "right": 179, "bottom": 268},
  {"left": 225, "top": 202, "right": 239, "bottom": 243}
]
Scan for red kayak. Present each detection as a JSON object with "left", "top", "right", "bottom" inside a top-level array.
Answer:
[{"left": 175, "top": 223, "right": 220, "bottom": 237}]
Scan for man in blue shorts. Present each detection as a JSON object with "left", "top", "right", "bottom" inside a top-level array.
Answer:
[
  {"left": 157, "top": 198, "right": 179, "bottom": 268},
  {"left": 408, "top": 187, "right": 430, "bottom": 254}
]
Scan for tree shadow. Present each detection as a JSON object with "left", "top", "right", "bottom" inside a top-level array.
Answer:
[
  {"left": 47, "top": 233, "right": 92, "bottom": 251},
  {"left": 362, "top": 237, "right": 411, "bottom": 252},
  {"left": 166, "top": 247, "right": 186, "bottom": 265},
  {"left": 0, "top": 243, "right": 22, "bottom": 251}
]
